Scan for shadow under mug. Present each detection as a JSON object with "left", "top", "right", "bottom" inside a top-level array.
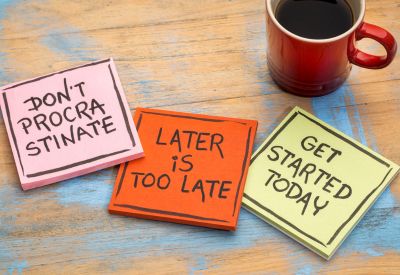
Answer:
[{"left": 266, "top": 0, "right": 397, "bottom": 96}]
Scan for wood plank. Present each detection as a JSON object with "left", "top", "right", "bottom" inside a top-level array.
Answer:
[
  {"left": 1, "top": 90, "right": 399, "bottom": 273},
  {"left": 0, "top": 0, "right": 399, "bottom": 273}
]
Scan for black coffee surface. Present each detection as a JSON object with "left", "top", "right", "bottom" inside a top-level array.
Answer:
[{"left": 275, "top": 0, "right": 353, "bottom": 39}]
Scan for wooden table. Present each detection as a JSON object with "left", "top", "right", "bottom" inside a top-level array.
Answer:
[{"left": 1, "top": 0, "right": 399, "bottom": 274}]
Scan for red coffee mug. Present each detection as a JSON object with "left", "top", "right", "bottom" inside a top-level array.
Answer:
[{"left": 266, "top": 0, "right": 397, "bottom": 96}]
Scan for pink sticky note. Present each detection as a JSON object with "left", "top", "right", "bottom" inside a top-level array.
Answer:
[{"left": 0, "top": 58, "right": 143, "bottom": 190}]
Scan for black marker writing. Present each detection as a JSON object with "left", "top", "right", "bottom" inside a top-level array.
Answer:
[
  {"left": 18, "top": 78, "right": 117, "bottom": 156},
  {"left": 263, "top": 135, "right": 350, "bottom": 216},
  {"left": 155, "top": 127, "right": 225, "bottom": 158}
]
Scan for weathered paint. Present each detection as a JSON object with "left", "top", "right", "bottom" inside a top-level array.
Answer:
[
  {"left": 312, "top": 86, "right": 367, "bottom": 144},
  {"left": 41, "top": 26, "right": 98, "bottom": 62},
  {"left": 311, "top": 85, "right": 400, "bottom": 256},
  {"left": 0, "top": 0, "right": 399, "bottom": 273},
  {"left": 0, "top": 0, "right": 16, "bottom": 86},
  {"left": 7, "top": 260, "right": 28, "bottom": 275},
  {"left": 53, "top": 168, "right": 116, "bottom": 207}
]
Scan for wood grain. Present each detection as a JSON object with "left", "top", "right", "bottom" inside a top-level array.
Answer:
[{"left": 0, "top": 0, "right": 399, "bottom": 274}]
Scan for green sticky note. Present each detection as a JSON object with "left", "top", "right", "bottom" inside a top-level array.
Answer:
[{"left": 243, "top": 106, "right": 399, "bottom": 259}]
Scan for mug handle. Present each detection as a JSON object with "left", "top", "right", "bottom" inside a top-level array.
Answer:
[{"left": 348, "top": 22, "right": 397, "bottom": 69}]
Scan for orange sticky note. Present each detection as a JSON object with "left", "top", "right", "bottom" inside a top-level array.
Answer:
[{"left": 109, "top": 108, "right": 257, "bottom": 230}]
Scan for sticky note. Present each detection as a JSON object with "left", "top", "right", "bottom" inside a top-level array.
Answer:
[
  {"left": 243, "top": 106, "right": 399, "bottom": 259},
  {"left": 109, "top": 108, "right": 257, "bottom": 230},
  {"left": 0, "top": 58, "right": 143, "bottom": 190}
]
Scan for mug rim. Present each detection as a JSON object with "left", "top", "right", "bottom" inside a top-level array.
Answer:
[{"left": 266, "top": 0, "right": 366, "bottom": 43}]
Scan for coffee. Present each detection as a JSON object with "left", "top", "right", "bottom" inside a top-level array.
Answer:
[{"left": 275, "top": 0, "right": 353, "bottom": 39}]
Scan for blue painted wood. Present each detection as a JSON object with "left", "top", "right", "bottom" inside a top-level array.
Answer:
[{"left": 0, "top": 0, "right": 399, "bottom": 273}]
